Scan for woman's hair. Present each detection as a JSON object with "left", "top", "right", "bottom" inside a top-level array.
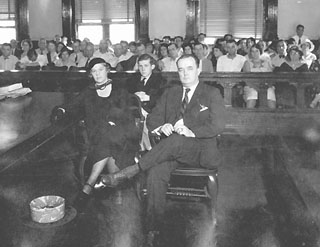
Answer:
[
  {"left": 287, "top": 45, "right": 303, "bottom": 61},
  {"left": 250, "top": 44, "right": 263, "bottom": 55},
  {"left": 27, "top": 49, "right": 37, "bottom": 60},
  {"left": 213, "top": 44, "right": 226, "bottom": 55},
  {"left": 21, "top": 39, "right": 33, "bottom": 49},
  {"left": 59, "top": 47, "right": 70, "bottom": 58}
]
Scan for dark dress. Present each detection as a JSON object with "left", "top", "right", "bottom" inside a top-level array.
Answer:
[
  {"left": 60, "top": 82, "right": 141, "bottom": 169},
  {"left": 274, "top": 62, "right": 308, "bottom": 108},
  {"left": 275, "top": 62, "right": 309, "bottom": 72},
  {"left": 310, "top": 60, "right": 320, "bottom": 72}
]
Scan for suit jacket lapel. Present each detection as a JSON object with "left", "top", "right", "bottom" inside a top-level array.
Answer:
[{"left": 173, "top": 85, "right": 183, "bottom": 120}]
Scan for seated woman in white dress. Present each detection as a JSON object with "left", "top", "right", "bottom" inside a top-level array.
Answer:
[
  {"left": 54, "top": 47, "right": 76, "bottom": 69},
  {"left": 242, "top": 44, "right": 275, "bottom": 109},
  {"left": 16, "top": 49, "right": 48, "bottom": 69},
  {"left": 301, "top": 40, "right": 316, "bottom": 69}
]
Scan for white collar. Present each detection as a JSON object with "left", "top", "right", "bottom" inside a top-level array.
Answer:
[
  {"left": 182, "top": 81, "right": 199, "bottom": 101},
  {"left": 141, "top": 73, "right": 152, "bottom": 85},
  {"left": 96, "top": 83, "right": 112, "bottom": 97}
]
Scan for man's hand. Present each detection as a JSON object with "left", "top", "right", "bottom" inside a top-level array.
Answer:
[
  {"left": 174, "top": 125, "right": 195, "bottom": 137},
  {"left": 135, "top": 91, "right": 150, "bottom": 102},
  {"left": 159, "top": 123, "right": 174, "bottom": 136},
  {"left": 50, "top": 107, "right": 65, "bottom": 124}
]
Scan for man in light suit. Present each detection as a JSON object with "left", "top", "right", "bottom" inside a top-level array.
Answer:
[
  {"left": 101, "top": 54, "right": 226, "bottom": 233},
  {"left": 194, "top": 42, "right": 214, "bottom": 73}
]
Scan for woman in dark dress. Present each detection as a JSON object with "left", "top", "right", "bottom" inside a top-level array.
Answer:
[
  {"left": 274, "top": 46, "right": 308, "bottom": 108},
  {"left": 275, "top": 45, "right": 308, "bottom": 72},
  {"left": 51, "top": 58, "right": 141, "bottom": 200}
]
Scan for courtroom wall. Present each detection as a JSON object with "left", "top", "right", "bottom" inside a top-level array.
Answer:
[
  {"left": 278, "top": 0, "right": 320, "bottom": 40},
  {"left": 148, "top": 0, "right": 187, "bottom": 40},
  {"left": 29, "top": 0, "right": 63, "bottom": 40}
]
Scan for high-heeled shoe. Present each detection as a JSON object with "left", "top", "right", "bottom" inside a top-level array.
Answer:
[{"left": 100, "top": 164, "right": 140, "bottom": 187}]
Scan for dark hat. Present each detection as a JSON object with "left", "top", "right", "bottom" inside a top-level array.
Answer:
[{"left": 88, "top": 58, "right": 110, "bottom": 70}]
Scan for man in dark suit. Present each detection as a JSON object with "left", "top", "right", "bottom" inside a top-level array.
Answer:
[
  {"left": 101, "top": 54, "right": 226, "bottom": 234},
  {"left": 127, "top": 53, "right": 165, "bottom": 150},
  {"left": 10, "top": 39, "right": 22, "bottom": 59}
]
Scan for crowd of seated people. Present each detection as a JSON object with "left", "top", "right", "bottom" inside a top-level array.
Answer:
[{"left": 1, "top": 23, "right": 320, "bottom": 107}]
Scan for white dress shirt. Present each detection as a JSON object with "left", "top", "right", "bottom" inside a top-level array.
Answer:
[
  {"left": 0, "top": 55, "right": 19, "bottom": 70},
  {"left": 216, "top": 54, "right": 246, "bottom": 72},
  {"left": 161, "top": 57, "right": 179, "bottom": 72},
  {"left": 292, "top": 35, "right": 308, "bottom": 45}
]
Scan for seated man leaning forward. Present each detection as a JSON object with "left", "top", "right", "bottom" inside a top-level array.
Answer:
[
  {"left": 50, "top": 58, "right": 141, "bottom": 209},
  {"left": 101, "top": 54, "right": 226, "bottom": 234},
  {"left": 127, "top": 53, "right": 165, "bottom": 151}
]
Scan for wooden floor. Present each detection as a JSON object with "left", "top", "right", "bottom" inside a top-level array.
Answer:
[{"left": 0, "top": 135, "right": 320, "bottom": 247}]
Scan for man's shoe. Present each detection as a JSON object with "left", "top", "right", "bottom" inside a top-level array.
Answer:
[{"left": 100, "top": 164, "right": 140, "bottom": 187}]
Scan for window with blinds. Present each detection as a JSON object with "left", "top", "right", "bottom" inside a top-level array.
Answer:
[
  {"left": 200, "top": 0, "right": 263, "bottom": 39},
  {"left": 75, "top": 0, "right": 135, "bottom": 44},
  {"left": 0, "top": 0, "right": 16, "bottom": 43},
  {"left": 75, "top": 0, "right": 134, "bottom": 23},
  {"left": 0, "top": 0, "right": 15, "bottom": 20}
]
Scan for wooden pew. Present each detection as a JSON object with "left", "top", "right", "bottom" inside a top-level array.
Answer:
[{"left": 1, "top": 70, "right": 320, "bottom": 137}]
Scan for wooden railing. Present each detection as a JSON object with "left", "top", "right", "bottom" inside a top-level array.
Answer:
[{"left": 1, "top": 70, "right": 320, "bottom": 136}]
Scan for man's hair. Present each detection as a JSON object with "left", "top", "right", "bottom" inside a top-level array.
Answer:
[
  {"left": 73, "top": 39, "right": 81, "bottom": 45},
  {"left": 47, "top": 40, "right": 56, "bottom": 47},
  {"left": 182, "top": 43, "right": 192, "bottom": 50},
  {"left": 38, "top": 38, "right": 47, "bottom": 44},
  {"left": 198, "top": 33, "right": 206, "bottom": 37},
  {"left": 296, "top": 24, "right": 304, "bottom": 30},
  {"left": 194, "top": 42, "right": 205, "bottom": 49},
  {"left": 120, "top": 40, "right": 129, "bottom": 46},
  {"left": 226, "top": 39, "right": 237, "bottom": 45},
  {"left": 174, "top": 36, "right": 183, "bottom": 41},
  {"left": 163, "top": 35, "right": 171, "bottom": 40},
  {"left": 224, "top": 34, "right": 233, "bottom": 39},
  {"left": 2, "top": 43, "right": 12, "bottom": 49},
  {"left": 129, "top": 41, "right": 137, "bottom": 47},
  {"left": 176, "top": 54, "right": 200, "bottom": 68},
  {"left": 86, "top": 42, "right": 95, "bottom": 49},
  {"left": 168, "top": 43, "right": 178, "bottom": 49},
  {"left": 136, "top": 42, "right": 145, "bottom": 48},
  {"left": 138, "top": 53, "right": 156, "bottom": 66}
]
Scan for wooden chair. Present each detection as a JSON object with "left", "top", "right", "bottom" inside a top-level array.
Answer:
[{"left": 137, "top": 133, "right": 219, "bottom": 227}]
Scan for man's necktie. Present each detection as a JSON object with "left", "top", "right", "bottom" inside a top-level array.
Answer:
[
  {"left": 138, "top": 78, "right": 146, "bottom": 91},
  {"left": 298, "top": 38, "right": 301, "bottom": 45},
  {"left": 75, "top": 54, "right": 78, "bottom": 63},
  {"left": 179, "top": 88, "right": 190, "bottom": 119},
  {"left": 41, "top": 51, "right": 43, "bottom": 55}
]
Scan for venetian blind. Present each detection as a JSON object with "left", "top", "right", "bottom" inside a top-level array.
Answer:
[
  {"left": 200, "top": 0, "right": 263, "bottom": 39},
  {"left": 75, "top": 0, "right": 134, "bottom": 22},
  {"left": 0, "top": 0, "right": 15, "bottom": 20}
]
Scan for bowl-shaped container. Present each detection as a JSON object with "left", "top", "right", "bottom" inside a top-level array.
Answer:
[{"left": 30, "top": 195, "right": 65, "bottom": 223}]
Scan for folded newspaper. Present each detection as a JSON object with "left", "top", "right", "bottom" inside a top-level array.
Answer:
[{"left": 0, "top": 83, "right": 32, "bottom": 100}]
